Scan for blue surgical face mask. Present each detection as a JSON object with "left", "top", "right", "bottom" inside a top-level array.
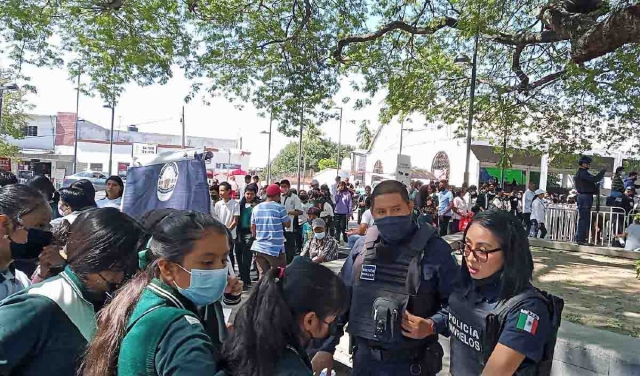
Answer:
[
  {"left": 314, "top": 231, "right": 326, "bottom": 240},
  {"left": 374, "top": 214, "right": 414, "bottom": 244},
  {"left": 173, "top": 264, "right": 228, "bottom": 306}
]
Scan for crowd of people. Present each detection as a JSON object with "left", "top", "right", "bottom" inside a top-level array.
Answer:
[{"left": 0, "top": 166, "right": 564, "bottom": 376}]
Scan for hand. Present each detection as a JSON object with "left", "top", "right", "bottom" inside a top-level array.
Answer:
[
  {"left": 401, "top": 310, "right": 435, "bottom": 340},
  {"left": 39, "top": 245, "right": 65, "bottom": 268},
  {"left": 225, "top": 276, "right": 243, "bottom": 295},
  {"left": 311, "top": 351, "right": 334, "bottom": 375}
]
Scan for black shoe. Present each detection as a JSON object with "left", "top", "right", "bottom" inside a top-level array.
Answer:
[
  {"left": 242, "top": 284, "right": 252, "bottom": 292},
  {"left": 576, "top": 241, "right": 593, "bottom": 246}
]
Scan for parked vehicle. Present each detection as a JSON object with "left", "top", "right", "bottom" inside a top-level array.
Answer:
[{"left": 62, "top": 171, "right": 109, "bottom": 191}]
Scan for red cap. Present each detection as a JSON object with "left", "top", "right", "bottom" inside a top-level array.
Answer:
[{"left": 266, "top": 184, "right": 281, "bottom": 197}]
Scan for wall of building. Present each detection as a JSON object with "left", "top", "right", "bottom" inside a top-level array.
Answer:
[
  {"left": 5, "top": 115, "right": 57, "bottom": 150},
  {"left": 366, "top": 120, "right": 480, "bottom": 187}
]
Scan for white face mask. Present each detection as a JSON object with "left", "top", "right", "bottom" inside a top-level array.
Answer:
[{"left": 314, "top": 232, "right": 326, "bottom": 240}]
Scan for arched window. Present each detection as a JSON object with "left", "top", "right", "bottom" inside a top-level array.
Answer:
[
  {"left": 431, "top": 152, "right": 450, "bottom": 180},
  {"left": 373, "top": 160, "right": 384, "bottom": 174}
]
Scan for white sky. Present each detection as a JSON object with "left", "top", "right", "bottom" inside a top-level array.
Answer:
[{"left": 18, "top": 64, "right": 386, "bottom": 168}]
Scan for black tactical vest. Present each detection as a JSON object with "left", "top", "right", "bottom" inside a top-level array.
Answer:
[
  {"left": 347, "top": 224, "right": 439, "bottom": 350},
  {"left": 448, "top": 286, "right": 554, "bottom": 376}
]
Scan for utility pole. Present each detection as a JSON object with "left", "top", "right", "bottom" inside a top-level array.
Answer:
[
  {"left": 463, "top": 32, "right": 479, "bottom": 186},
  {"left": 266, "top": 111, "right": 273, "bottom": 185},
  {"left": 399, "top": 120, "right": 404, "bottom": 155},
  {"left": 297, "top": 108, "right": 304, "bottom": 191},
  {"left": 73, "top": 71, "right": 81, "bottom": 173},
  {"left": 336, "top": 107, "right": 343, "bottom": 177},
  {"left": 108, "top": 102, "right": 115, "bottom": 175},
  {"left": 181, "top": 106, "right": 185, "bottom": 148}
]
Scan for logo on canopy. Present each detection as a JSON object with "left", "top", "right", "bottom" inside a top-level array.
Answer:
[{"left": 157, "top": 162, "right": 179, "bottom": 201}]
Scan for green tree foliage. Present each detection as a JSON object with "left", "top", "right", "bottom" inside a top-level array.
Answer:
[
  {"left": 0, "top": 71, "right": 33, "bottom": 157},
  {"left": 271, "top": 129, "right": 353, "bottom": 177},
  {"left": 1, "top": 0, "right": 639, "bottom": 155},
  {"left": 355, "top": 120, "right": 373, "bottom": 149},
  {"left": 318, "top": 158, "right": 338, "bottom": 171}
]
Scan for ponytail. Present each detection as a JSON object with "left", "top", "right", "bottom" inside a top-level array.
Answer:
[
  {"left": 80, "top": 272, "right": 150, "bottom": 376},
  {"left": 221, "top": 257, "right": 348, "bottom": 376},
  {"left": 81, "top": 210, "right": 228, "bottom": 376}
]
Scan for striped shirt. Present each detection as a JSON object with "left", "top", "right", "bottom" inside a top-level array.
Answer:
[{"left": 251, "top": 201, "right": 289, "bottom": 257}]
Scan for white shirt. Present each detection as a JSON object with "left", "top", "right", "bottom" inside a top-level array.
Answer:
[
  {"left": 97, "top": 197, "right": 122, "bottom": 209},
  {"left": 361, "top": 209, "right": 374, "bottom": 227},
  {"left": 330, "top": 184, "right": 338, "bottom": 199},
  {"left": 523, "top": 189, "right": 535, "bottom": 214},
  {"left": 212, "top": 199, "right": 240, "bottom": 239},
  {"left": 0, "top": 267, "right": 31, "bottom": 302},
  {"left": 531, "top": 198, "right": 546, "bottom": 223},
  {"left": 300, "top": 201, "right": 314, "bottom": 224},
  {"left": 452, "top": 196, "right": 469, "bottom": 220},
  {"left": 491, "top": 197, "right": 506, "bottom": 211},
  {"left": 282, "top": 193, "right": 303, "bottom": 232},
  {"left": 321, "top": 202, "right": 334, "bottom": 218}
]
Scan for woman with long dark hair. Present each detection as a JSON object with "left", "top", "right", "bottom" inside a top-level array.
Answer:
[
  {"left": 26, "top": 175, "right": 60, "bottom": 219},
  {"left": 70, "top": 179, "right": 98, "bottom": 207},
  {"left": 0, "top": 208, "right": 144, "bottom": 376},
  {"left": 0, "top": 184, "right": 52, "bottom": 299},
  {"left": 219, "top": 256, "right": 348, "bottom": 376},
  {"left": 97, "top": 175, "right": 124, "bottom": 209},
  {"left": 448, "top": 210, "right": 559, "bottom": 375},
  {"left": 82, "top": 210, "right": 233, "bottom": 376}
]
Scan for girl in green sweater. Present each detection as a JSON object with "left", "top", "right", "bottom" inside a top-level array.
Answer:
[{"left": 82, "top": 210, "right": 238, "bottom": 376}]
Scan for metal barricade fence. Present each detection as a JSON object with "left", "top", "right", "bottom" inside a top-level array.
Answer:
[
  {"left": 588, "top": 207, "right": 629, "bottom": 247},
  {"left": 545, "top": 205, "right": 579, "bottom": 242}
]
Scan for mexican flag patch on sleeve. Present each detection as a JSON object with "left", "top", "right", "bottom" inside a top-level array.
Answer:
[{"left": 516, "top": 309, "right": 539, "bottom": 335}]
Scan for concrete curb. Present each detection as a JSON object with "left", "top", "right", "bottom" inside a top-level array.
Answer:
[{"left": 529, "top": 238, "right": 640, "bottom": 260}]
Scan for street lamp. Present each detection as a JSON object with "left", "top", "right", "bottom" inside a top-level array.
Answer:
[
  {"left": 260, "top": 125, "right": 272, "bottom": 185},
  {"left": 103, "top": 103, "right": 116, "bottom": 175},
  {"left": 0, "top": 83, "right": 20, "bottom": 130},
  {"left": 333, "top": 107, "right": 343, "bottom": 177},
  {"left": 399, "top": 122, "right": 413, "bottom": 155},
  {"left": 456, "top": 32, "right": 479, "bottom": 187}
]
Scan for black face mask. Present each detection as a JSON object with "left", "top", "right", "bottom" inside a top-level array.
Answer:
[
  {"left": 10, "top": 228, "right": 53, "bottom": 260},
  {"left": 300, "top": 196, "right": 308, "bottom": 202}
]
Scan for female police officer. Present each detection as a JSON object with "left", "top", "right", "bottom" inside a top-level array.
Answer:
[
  {"left": 82, "top": 210, "right": 240, "bottom": 376},
  {"left": 448, "top": 209, "right": 557, "bottom": 375}
]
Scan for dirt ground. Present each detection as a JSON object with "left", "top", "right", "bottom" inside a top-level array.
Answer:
[{"left": 531, "top": 247, "right": 640, "bottom": 337}]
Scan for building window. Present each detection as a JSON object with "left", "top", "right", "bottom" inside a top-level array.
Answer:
[
  {"left": 90, "top": 163, "right": 103, "bottom": 172},
  {"left": 25, "top": 126, "right": 38, "bottom": 137}
]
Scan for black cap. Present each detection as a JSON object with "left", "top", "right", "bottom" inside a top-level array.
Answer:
[{"left": 578, "top": 156, "right": 592, "bottom": 165}]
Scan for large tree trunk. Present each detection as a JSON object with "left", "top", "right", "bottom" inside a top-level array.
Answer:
[{"left": 543, "top": 2, "right": 640, "bottom": 64}]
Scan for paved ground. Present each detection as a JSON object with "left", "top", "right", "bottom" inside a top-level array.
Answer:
[{"left": 531, "top": 247, "right": 640, "bottom": 337}]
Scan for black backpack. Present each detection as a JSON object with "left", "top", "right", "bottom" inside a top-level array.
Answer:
[{"left": 485, "top": 288, "right": 564, "bottom": 376}]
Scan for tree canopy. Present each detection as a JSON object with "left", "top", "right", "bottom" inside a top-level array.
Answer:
[
  {"left": 0, "top": 0, "right": 639, "bottom": 156},
  {"left": 270, "top": 126, "right": 353, "bottom": 178}
]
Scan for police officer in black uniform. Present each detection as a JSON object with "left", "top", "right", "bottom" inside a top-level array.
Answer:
[
  {"left": 448, "top": 210, "right": 562, "bottom": 375},
  {"left": 311, "top": 180, "right": 459, "bottom": 376},
  {"left": 574, "top": 156, "right": 606, "bottom": 245}
]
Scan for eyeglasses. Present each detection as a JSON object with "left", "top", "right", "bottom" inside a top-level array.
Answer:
[{"left": 458, "top": 241, "right": 502, "bottom": 263}]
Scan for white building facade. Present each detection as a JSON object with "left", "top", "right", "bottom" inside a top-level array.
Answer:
[{"left": 1, "top": 112, "right": 250, "bottom": 185}]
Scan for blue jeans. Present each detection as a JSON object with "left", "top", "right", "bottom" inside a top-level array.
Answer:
[
  {"left": 576, "top": 194, "right": 593, "bottom": 242},
  {"left": 348, "top": 234, "right": 363, "bottom": 249}
]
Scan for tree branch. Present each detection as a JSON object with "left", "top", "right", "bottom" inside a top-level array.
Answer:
[
  {"left": 257, "top": 0, "right": 312, "bottom": 49},
  {"left": 333, "top": 17, "right": 458, "bottom": 62},
  {"left": 571, "top": 4, "right": 640, "bottom": 64}
]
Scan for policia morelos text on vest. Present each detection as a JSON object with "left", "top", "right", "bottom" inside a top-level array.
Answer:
[
  {"left": 448, "top": 274, "right": 564, "bottom": 375},
  {"left": 317, "top": 221, "right": 458, "bottom": 375},
  {"left": 448, "top": 210, "right": 564, "bottom": 375}
]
